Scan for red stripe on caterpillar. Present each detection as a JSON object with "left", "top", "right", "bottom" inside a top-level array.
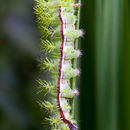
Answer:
[{"left": 57, "top": 6, "right": 78, "bottom": 130}]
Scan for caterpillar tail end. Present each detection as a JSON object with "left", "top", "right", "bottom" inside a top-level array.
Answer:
[{"left": 68, "top": 122, "right": 78, "bottom": 130}]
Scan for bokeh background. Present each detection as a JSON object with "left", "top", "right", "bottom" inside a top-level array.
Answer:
[{"left": 0, "top": 0, "right": 130, "bottom": 130}]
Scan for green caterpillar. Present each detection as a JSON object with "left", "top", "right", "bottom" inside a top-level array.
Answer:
[{"left": 34, "top": 0, "right": 82, "bottom": 129}]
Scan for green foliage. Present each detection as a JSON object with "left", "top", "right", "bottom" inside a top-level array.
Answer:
[{"left": 79, "top": 0, "right": 130, "bottom": 130}]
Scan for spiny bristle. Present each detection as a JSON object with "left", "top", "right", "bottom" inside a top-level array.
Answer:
[
  {"left": 37, "top": 79, "right": 54, "bottom": 94},
  {"left": 46, "top": 115, "right": 61, "bottom": 127},
  {"left": 40, "top": 58, "right": 56, "bottom": 71},
  {"left": 40, "top": 40, "right": 56, "bottom": 53},
  {"left": 64, "top": 47, "right": 80, "bottom": 59},
  {"left": 62, "top": 67, "right": 80, "bottom": 79},
  {"left": 37, "top": 100, "right": 54, "bottom": 112},
  {"left": 72, "top": 89, "right": 79, "bottom": 96}
]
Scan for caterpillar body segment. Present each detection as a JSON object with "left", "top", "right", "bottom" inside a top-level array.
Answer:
[{"left": 34, "top": 0, "right": 81, "bottom": 129}]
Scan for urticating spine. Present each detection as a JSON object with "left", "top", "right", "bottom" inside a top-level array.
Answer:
[{"left": 34, "top": 0, "right": 82, "bottom": 130}]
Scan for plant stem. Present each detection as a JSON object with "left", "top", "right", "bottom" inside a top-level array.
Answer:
[{"left": 71, "top": 0, "right": 81, "bottom": 119}]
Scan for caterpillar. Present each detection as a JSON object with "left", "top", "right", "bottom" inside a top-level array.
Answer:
[{"left": 34, "top": 0, "right": 82, "bottom": 129}]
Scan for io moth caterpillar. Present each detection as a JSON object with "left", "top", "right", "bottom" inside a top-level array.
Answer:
[{"left": 34, "top": 0, "right": 82, "bottom": 129}]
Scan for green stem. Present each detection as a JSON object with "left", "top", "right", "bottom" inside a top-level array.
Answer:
[{"left": 71, "top": 0, "right": 81, "bottom": 119}]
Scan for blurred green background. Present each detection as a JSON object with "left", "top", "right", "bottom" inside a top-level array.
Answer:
[{"left": 0, "top": 0, "right": 130, "bottom": 130}]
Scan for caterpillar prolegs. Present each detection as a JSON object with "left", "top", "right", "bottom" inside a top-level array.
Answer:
[{"left": 34, "top": 0, "right": 82, "bottom": 129}]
